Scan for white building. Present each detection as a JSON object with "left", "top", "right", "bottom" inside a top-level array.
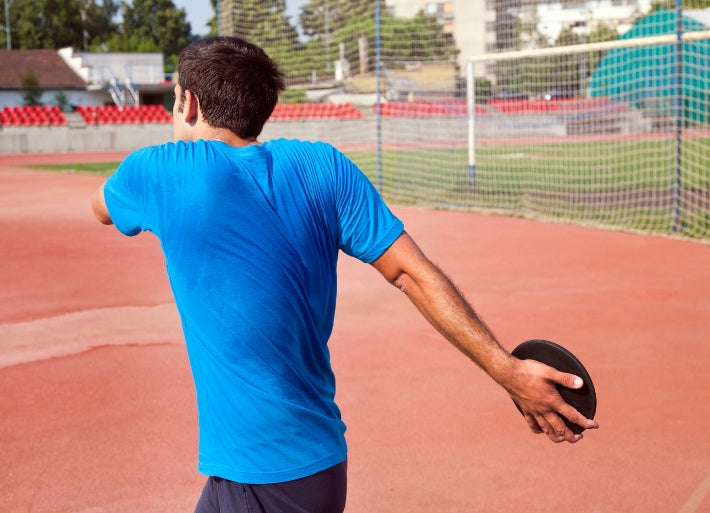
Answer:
[
  {"left": 386, "top": 0, "right": 496, "bottom": 78},
  {"left": 386, "top": 0, "right": 654, "bottom": 82},
  {"left": 528, "top": 0, "right": 653, "bottom": 43},
  {"left": 0, "top": 47, "right": 172, "bottom": 110},
  {"left": 59, "top": 47, "right": 171, "bottom": 106}
]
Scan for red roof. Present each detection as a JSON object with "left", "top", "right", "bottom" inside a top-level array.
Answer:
[{"left": 0, "top": 49, "right": 86, "bottom": 89}]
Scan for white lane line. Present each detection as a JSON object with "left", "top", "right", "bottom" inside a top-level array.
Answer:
[{"left": 678, "top": 471, "right": 710, "bottom": 513}]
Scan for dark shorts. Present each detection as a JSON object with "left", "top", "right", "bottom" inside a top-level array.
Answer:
[{"left": 194, "top": 460, "right": 347, "bottom": 513}]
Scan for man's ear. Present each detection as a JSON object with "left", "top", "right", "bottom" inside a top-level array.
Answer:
[{"left": 182, "top": 89, "right": 200, "bottom": 126}]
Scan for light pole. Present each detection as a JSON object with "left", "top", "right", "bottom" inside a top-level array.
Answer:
[{"left": 2, "top": 0, "right": 15, "bottom": 50}]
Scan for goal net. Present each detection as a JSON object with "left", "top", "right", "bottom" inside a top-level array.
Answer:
[{"left": 467, "top": 25, "right": 710, "bottom": 240}]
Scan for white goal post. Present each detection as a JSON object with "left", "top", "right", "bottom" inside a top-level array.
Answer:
[{"left": 464, "top": 30, "right": 710, "bottom": 183}]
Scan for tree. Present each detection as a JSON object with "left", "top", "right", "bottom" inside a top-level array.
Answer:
[
  {"left": 647, "top": 0, "right": 710, "bottom": 11},
  {"left": 54, "top": 88, "right": 70, "bottom": 111},
  {"left": 248, "top": 9, "right": 300, "bottom": 49},
  {"left": 299, "top": 0, "right": 370, "bottom": 40},
  {"left": 387, "top": 10, "right": 459, "bottom": 63},
  {"left": 541, "top": 23, "right": 619, "bottom": 97},
  {"left": 120, "top": 0, "right": 191, "bottom": 57},
  {"left": 225, "top": 0, "right": 286, "bottom": 40},
  {"left": 20, "top": 70, "right": 44, "bottom": 105},
  {"left": 98, "top": 32, "right": 161, "bottom": 53},
  {"left": 207, "top": 0, "right": 219, "bottom": 36},
  {"left": 220, "top": 0, "right": 303, "bottom": 81},
  {"left": 301, "top": 2, "right": 458, "bottom": 74},
  {"left": 8, "top": 0, "right": 115, "bottom": 50},
  {"left": 83, "top": 0, "right": 120, "bottom": 49},
  {"left": 251, "top": 10, "right": 303, "bottom": 78}
]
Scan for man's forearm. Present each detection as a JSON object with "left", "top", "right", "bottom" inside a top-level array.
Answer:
[
  {"left": 391, "top": 258, "right": 516, "bottom": 386},
  {"left": 371, "top": 232, "right": 516, "bottom": 386}
]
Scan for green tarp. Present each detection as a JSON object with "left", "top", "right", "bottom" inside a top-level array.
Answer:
[{"left": 588, "top": 8, "right": 710, "bottom": 123}]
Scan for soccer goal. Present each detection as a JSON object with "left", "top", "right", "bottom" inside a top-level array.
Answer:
[{"left": 465, "top": 28, "right": 710, "bottom": 240}]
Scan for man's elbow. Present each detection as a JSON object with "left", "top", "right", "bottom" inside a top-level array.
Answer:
[
  {"left": 391, "top": 271, "right": 412, "bottom": 294},
  {"left": 93, "top": 209, "right": 114, "bottom": 225},
  {"left": 91, "top": 188, "right": 113, "bottom": 225}
]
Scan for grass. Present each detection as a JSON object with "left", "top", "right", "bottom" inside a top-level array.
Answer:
[
  {"left": 345, "top": 136, "right": 710, "bottom": 241},
  {"left": 348, "top": 138, "right": 710, "bottom": 193},
  {"left": 23, "top": 136, "right": 709, "bottom": 241},
  {"left": 25, "top": 162, "right": 120, "bottom": 175}
]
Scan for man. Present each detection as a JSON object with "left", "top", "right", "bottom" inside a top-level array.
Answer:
[{"left": 91, "top": 36, "right": 598, "bottom": 513}]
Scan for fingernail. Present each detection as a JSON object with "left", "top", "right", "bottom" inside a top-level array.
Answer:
[{"left": 574, "top": 377, "right": 583, "bottom": 387}]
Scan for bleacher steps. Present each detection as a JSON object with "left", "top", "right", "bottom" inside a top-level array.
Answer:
[{"left": 63, "top": 112, "right": 87, "bottom": 129}]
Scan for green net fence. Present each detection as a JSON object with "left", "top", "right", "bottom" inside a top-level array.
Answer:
[{"left": 218, "top": 0, "right": 710, "bottom": 242}]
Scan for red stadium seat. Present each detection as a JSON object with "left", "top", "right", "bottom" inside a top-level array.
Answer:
[{"left": 268, "top": 102, "right": 364, "bottom": 121}]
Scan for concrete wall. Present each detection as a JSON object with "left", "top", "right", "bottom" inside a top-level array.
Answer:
[
  {"left": 0, "top": 117, "right": 469, "bottom": 155},
  {"left": 0, "top": 124, "right": 174, "bottom": 154},
  {"left": 0, "top": 111, "right": 655, "bottom": 155}
]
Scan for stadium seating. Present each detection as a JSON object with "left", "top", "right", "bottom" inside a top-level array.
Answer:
[
  {"left": 0, "top": 105, "right": 68, "bottom": 126},
  {"left": 487, "top": 97, "right": 625, "bottom": 114},
  {"left": 373, "top": 100, "right": 488, "bottom": 118},
  {"left": 2, "top": 103, "right": 366, "bottom": 126},
  {"left": 75, "top": 104, "right": 172, "bottom": 125},
  {"left": 269, "top": 103, "right": 364, "bottom": 121}
]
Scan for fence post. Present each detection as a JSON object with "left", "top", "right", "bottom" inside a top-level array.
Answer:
[
  {"left": 467, "top": 61, "right": 476, "bottom": 186},
  {"left": 375, "top": 0, "right": 383, "bottom": 193},
  {"left": 672, "top": 0, "right": 683, "bottom": 233}
]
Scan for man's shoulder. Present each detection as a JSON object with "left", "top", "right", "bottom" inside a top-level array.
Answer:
[
  {"left": 125, "top": 140, "right": 181, "bottom": 161},
  {"left": 265, "top": 139, "right": 347, "bottom": 173},
  {"left": 124, "top": 140, "right": 220, "bottom": 168},
  {"left": 265, "top": 138, "right": 334, "bottom": 154}
]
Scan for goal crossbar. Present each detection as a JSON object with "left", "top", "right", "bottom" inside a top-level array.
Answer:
[{"left": 467, "top": 30, "right": 710, "bottom": 63}]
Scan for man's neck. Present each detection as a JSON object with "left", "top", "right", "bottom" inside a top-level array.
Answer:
[{"left": 192, "top": 124, "right": 259, "bottom": 148}]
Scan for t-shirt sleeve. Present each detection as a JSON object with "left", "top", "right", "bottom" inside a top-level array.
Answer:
[
  {"left": 103, "top": 146, "right": 161, "bottom": 237},
  {"left": 332, "top": 147, "right": 404, "bottom": 263}
]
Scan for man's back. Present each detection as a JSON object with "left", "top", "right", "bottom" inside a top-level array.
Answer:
[{"left": 101, "top": 137, "right": 403, "bottom": 483}]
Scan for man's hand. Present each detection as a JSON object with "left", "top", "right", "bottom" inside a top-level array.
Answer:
[{"left": 505, "top": 358, "right": 599, "bottom": 443}]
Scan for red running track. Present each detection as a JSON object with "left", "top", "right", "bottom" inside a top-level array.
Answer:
[{"left": 1, "top": 155, "right": 709, "bottom": 513}]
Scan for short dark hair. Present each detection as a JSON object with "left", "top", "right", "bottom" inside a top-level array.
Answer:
[{"left": 177, "top": 37, "right": 286, "bottom": 139}]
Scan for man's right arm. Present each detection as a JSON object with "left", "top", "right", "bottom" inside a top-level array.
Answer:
[
  {"left": 370, "top": 231, "right": 599, "bottom": 443},
  {"left": 91, "top": 182, "right": 113, "bottom": 226}
]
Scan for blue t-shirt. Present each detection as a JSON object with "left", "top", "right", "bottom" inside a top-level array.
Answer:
[{"left": 103, "top": 138, "right": 404, "bottom": 484}]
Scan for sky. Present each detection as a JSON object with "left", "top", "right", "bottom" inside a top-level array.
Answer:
[{"left": 173, "top": 0, "right": 307, "bottom": 36}]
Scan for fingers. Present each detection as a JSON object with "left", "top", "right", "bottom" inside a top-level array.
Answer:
[
  {"left": 523, "top": 409, "right": 579, "bottom": 443},
  {"left": 559, "top": 404, "right": 600, "bottom": 431},
  {"left": 534, "top": 412, "right": 583, "bottom": 443},
  {"left": 523, "top": 413, "right": 543, "bottom": 434},
  {"left": 549, "top": 370, "right": 601, "bottom": 432},
  {"left": 531, "top": 400, "right": 599, "bottom": 443},
  {"left": 551, "top": 369, "right": 584, "bottom": 390}
]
